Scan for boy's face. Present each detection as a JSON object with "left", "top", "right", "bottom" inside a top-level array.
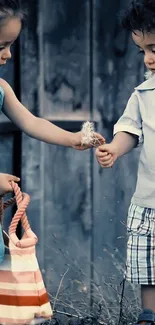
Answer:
[
  {"left": 0, "top": 17, "right": 21, "bottom": 66},
  {"left": 132, "top": 30, "right": 155, "bottom": 73}
]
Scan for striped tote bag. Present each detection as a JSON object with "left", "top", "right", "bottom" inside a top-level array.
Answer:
[{"left": 0, "top": 181, "right": 53, "bottom": 325}]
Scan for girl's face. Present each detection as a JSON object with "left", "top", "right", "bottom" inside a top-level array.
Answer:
[
  {"left": 132, "top": 30, "right": 155, "bottom": 73},
  {"left": 0, "top": 17, "right": 21, "bottom": 66}
]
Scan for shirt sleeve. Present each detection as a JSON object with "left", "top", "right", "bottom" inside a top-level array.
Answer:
[{"left": 113, "top": 91, "right": 143, "bottom": 145}]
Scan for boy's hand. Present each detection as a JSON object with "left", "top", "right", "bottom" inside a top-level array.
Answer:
[
  {"left": 71, "top": 131, "right": 105, "bottom": 150},
  {"left": 95, "top": 143, "right": 118, "bottom": 168},
  {"left": 0, "top": 173, "right": 20, "bottom": 196}
]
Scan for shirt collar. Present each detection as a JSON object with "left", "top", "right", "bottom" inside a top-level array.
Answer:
[{"left": 135, "top": 74, "right": 155, "bottom": 90}]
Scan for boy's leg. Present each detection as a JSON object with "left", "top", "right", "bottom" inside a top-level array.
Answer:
[
  {"left": 126, "top": 204, "right": 155, "bottom": 324},
  {"left": 135, "top": 286, "right": 155, "bottom": 324},
  {"left": 141, "top": 285, "right": 155, "bottom": 311}
]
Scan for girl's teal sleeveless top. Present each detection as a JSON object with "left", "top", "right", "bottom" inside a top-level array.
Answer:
[
  {"left": 0, "top": 86, "right": 5, "bottom": 263},
  {"left": 0, "top": 86, "right": 4, "bottom": 110}
]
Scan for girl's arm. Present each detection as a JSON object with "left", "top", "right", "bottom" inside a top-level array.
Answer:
[{"left": 0, "top": 79, "right": 104, "bottom": 149}]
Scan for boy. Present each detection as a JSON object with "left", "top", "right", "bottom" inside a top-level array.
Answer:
[{"left": 96, "top": 0, "right": 155, "bottom": 324}]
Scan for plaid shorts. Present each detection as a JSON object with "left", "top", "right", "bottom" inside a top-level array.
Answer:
[{"left": 126, "top": 203, "right": 155, "bottom": 284}]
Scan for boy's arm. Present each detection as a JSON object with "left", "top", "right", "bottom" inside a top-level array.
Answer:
[
  {"left": 96, "top": 91, "right": 142, "bottom": 167},
  {"left": 111, "top": 131, "right": 138, "bottom": 157},
  {"left": 96, "top": 131, "right": 138, "bottom": 168},
  {"left": 0, "top": 79, "right": 104, "bottom": 149}
]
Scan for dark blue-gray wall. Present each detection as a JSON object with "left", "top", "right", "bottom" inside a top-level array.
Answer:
[{"left": 0, "top": 0, "right": 144, "bottom": 323}]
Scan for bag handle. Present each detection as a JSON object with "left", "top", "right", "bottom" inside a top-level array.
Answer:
[
  {"left": 9, "top": 181, "right": 31, "bottom": 234},
  {"left": 0, "top": 196, "right": 16, "bottom": 225},
  {"left": 0, "top": 194, "right": 16, "bottom": 247},
  {"left": 0, "top": 182, "right": 38, "bottom": 248}
]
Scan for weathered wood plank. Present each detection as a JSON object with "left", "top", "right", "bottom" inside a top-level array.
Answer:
[
  {"left": 43, "top": 145, "right": 91, "bottom": 312},
  {"left": 40, "top": 0, "right": 91, "bottom": 118},
  {"left": 40, "top": 1, "right": 92, "bottom": 307},
  {"left": 20, "top": 0, "right": 92, "bottom": 313}
]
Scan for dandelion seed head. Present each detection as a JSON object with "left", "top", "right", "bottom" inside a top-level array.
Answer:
[
  {"left": 81, "top": 121, "right": 95, "bottom": 145},
  {"left": 81, "top": 121, "right": 103, "bottom": 146}
]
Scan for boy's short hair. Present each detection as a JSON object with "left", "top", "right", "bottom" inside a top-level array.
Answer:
[{"left": 121, "top": 0, "right": 155, "bottom": 32}]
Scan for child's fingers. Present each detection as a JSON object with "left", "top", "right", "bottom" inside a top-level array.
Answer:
[
  {"left": 6, "top": 174, "right": 20, "bottom": 182},
  {"left": 96, "top": 146, "right": 114, "bottom": 168},
  {"left": 96, "top": 151, "right": 110, "bottom": 158},
  {"left": 96, "top": 148, "right": 112, "bottom": 158},
  {"left": 98, "top": 154, "right": 112, "bottom": 162},
  {"left": 100, "top": 161, "right": 113, "bottom": 167},
  {"left": 105, "top": 161, "right": 114, "bottom": 168},
  {"left": 96, "top": 152, "right": 113, "bottom": 163},
  {"left": 97, "top": 156, "right": 114, "bottom": 167},
  {"left": 93, "top": 132, "right": 105, "bottom": 145},
  {"left": 6, "top": 183, "right": 14, "bottom": 193},
  {"left": 96, "top": 146, "right": 105, "bottom": 153},
  {"left": 97, "top": 144, "right": 110, "bottom": 151}
]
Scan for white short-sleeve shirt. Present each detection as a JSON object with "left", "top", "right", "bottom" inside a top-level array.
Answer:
[{"left": 114, "top": 74, "right": 155, "bottom": 208}]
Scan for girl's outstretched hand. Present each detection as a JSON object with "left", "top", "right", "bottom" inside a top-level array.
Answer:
[
  {"left": 95, "top": 143, "right": 118, "bottom": 168},
  {"left": 71, "top": 131, "right": 105, "bottom": 150},
  {"left": 0, "top": 173, "right": 20, "bottom": 196}
]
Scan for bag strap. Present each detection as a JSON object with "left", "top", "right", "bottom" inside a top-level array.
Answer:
[
  {"left": 0, "top": 182, "right": 37, "bottom": 248},
  {"left": 9, "top": 182, "right": 38, "bottom": 248},
  {"left": 9, "top": 181, "right": 31, "bottom": 234},
  {"left": 0, "top": 195, "right": 16, "bottom": 247},
  {"left": 0, "top": 195, "right": 16, "bottom": 225},
  {"left": 0, "top": 182, "right": 31, "bottom": 234}
]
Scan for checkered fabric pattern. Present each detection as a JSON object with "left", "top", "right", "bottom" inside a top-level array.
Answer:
[{"left": 126, "top": 204, "right": 155, "bottom": 284}]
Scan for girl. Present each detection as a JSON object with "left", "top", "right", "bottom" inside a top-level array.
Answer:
[{"left": 0, "top": 0, "right": 104, "bottom": 196}]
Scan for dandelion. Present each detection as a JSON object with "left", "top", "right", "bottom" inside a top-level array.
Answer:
[{"left": 81, "top": 121, "right": 103, "bottom": 146}]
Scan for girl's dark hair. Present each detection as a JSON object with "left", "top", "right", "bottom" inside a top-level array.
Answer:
[
  {"left": 0, "top": 0, "right": 27, "bottom": 26},
  {"left": 121, "top": 0, "right": 155, "bottom": 32}
]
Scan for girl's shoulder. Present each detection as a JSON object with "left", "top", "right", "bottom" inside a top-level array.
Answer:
[{"left": 0, "top": 78, "right": 13, "bottom": 111}]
